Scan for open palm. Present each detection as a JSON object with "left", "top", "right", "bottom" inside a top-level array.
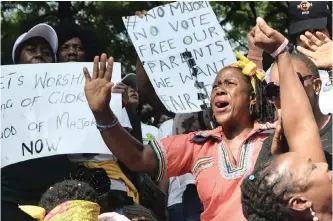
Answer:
[
  {"left": 297, "top": 31, "right": 332, "bottom": 69},
  {"left": 83, "top": 53, "right": 114, "bottom": 113}
]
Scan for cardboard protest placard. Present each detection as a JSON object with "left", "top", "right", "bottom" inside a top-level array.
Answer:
[
  {"left": 123, "top": 1, "right": 236, "bottom": 113},
  {"left": 0, "top": 62, "right": 121, "bottom": 168}
]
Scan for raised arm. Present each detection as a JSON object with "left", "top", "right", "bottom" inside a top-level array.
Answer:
[
  {"left": 83, "top": 54, "right": 158, "bottom": 173},
  {"left": 253, "top": 18, "right": 325, "bottom": 163},
  {"left": 247, "top": 27, "right": 264, "bottom": 69}
]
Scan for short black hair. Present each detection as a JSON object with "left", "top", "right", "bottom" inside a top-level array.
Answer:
[
  {"left": 241, "top": 158, "right": 295, "bottom": 221},
  {"left": 55, "top": 21, "right": 100, "bottom": 61},
  {"left": 289, "top": 53, "right": 320, "bottom": 77},
  {"left": 39, "top": 180, "right": 99, "bottom": 213}
]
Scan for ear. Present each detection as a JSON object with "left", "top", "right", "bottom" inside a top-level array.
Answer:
[
  {"left": 312, "top": 78, "right": 322, "bottom": 96},
  {"left": 288, "top": 195, "right": 312, "bottom": 212}
]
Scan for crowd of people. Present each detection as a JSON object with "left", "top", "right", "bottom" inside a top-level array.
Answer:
[{"left": 1, "top": 1, "right": 332, "bottom": 221}]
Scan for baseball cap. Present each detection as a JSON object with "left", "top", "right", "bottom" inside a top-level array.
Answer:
[
  {"left": 12, "top": 23, "right": 58, "bottom": 63},
  {"left": 288, "top": 1, "right": 330, "bottom": 35},
  {"left": 121, "top": 73, "right": 137, "bottom": 89}
]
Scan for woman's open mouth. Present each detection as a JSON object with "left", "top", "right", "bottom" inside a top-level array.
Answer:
[{"left": 214, "top": 98, "right": 230, "bottom": 111}]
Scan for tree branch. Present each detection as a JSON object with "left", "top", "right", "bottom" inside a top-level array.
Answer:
[
  {"left": 219, "top": 3, "right": 241, "bottom": 26},
  {"left": 249, "top": 2, "right": 257, "bottom": 25}
]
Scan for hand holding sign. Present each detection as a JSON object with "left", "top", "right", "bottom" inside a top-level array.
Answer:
[
  {"left": 112, "top": 82, "right": 129, "bottom": 107},
  {"left": 83, "top": 53, "right": 114, "bottom": 114},
  {"left": 253, "top": 17, "right": 285, "bottom": 54}
]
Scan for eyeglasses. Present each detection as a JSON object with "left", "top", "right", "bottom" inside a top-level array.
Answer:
[{"left": 265, "top": 73, "right": 317, "bottom": 102}]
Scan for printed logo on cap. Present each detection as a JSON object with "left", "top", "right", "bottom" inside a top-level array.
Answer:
[{"left": 297, "top": 1, "right": 312, "bottom": 14}]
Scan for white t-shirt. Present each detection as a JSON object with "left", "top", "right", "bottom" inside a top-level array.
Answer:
[
  {"left": 69, "top": 108, "right": 132, "bottom": 192},
  {"left": 141, "top": 123, "right": 159, "bottom": 145},
  {"left": 318, "top": 70, "right": 333, "bottom": 114},
  {"left": 158, "top": 119, "right": 196, "bottom": 207}
]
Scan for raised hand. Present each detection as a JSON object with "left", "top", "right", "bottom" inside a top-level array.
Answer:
[
  {"left": 135, "top": 10, "right": 147, "bottom": 18},
  {"left": 247, "top": 27, "right": 263, "bottom": 57},
  {"left": 296, "top": 31, "right": 332, "bottom": 69},
  {"left": 83, "top": 53, "right": 114, "bottom": 114},
  {"left": 253, "top": 17, "right": 285, "bottom": 54}
]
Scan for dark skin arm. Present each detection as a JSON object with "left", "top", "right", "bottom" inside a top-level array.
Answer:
[
  {"left": 247, "top": 26, "right": 264, "bottom": 69},
  {"left": 254, "top": 18, "right": 325, "bottom": 163},
  {"left": 83, "top": 54, "right": 159, "bottom": 173},
  {"left": 158, "top": 177, "right": 169, "bottom": 195}
]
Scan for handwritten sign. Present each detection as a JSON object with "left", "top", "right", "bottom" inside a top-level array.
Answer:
[
  {"left": 1, "top": 62, "right": 121, "bottom": 168},
  {"left": 123, "top": 1, "right": 236, "bottom": 113}
]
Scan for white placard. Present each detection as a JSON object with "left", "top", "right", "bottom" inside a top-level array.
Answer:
[
  {"left": 123, "top": 1, "right": 236, "bottom": 113},
  {"left": 1, "top": 62, "right": 121, "bottom": 168}
]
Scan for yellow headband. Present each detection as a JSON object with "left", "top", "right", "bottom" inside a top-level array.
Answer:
[
  {"left": 19, "top": 200, "right": 100, "bottom": 221},
  {"left": 229, "top": 52, "right": 266, "bottom": 93}
]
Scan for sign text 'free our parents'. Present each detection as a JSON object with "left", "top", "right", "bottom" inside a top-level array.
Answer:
[
  {"left": 123, "top": 1, "right": 236, "bottom": 113},
  {"left": 0, "top": 62, "right": 121, "bottom": 168}
]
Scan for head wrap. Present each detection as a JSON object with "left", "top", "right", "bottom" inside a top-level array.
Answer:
[
  {"left": 229, "top": 52, "right": 266, "bottom": 93},
  {"left": 19, "top": 200, "right": 100, "bottom": 221}
]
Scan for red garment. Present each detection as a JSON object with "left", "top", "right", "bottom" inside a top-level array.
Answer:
[{"left": 150, "top": 122, "right": 274, "bottom": 221}]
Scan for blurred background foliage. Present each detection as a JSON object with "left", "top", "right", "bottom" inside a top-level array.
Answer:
[{"left": 1, "top": 1, "right": 302, "bottom": 73}]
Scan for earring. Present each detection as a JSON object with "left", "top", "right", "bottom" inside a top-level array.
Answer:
[
  {"left": 249, "top": 103, "right": 254, "bottom": 115},
  {"left": 310, "top": 208, "right": 319, "bottom": 221}
]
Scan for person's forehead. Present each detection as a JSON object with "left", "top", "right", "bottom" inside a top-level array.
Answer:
[
  {"left": 63, "top": 37, "right": 83, "bottom": 45},
  {"left": 128, "top": 85, "right": 138, "bottom": 90},
  {"left": 22, "top": 37, "right": 50, "bottom": 48},
  {"left": 291, "top": 59, "right": 310, "bottom": 76},
  {"left": 215, "top": 67, "right": 244, "bottom": 81},
  {"left": 270, "top": 59, "right": 309, "bottom": 82}
]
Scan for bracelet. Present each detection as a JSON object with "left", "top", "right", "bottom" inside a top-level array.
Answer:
[
  {"left": 96, "top": 117, "right": 119, "bottom": 131},
  {"left": 247, "top": 55, "right": 263, "bottom": 61},
  {"left": 270, "top": 38, "right": 289, "bottom": 58}
]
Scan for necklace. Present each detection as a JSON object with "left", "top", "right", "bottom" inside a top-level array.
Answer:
[{"left": 218, "top": 139, "right": 254, "bottom": 180}]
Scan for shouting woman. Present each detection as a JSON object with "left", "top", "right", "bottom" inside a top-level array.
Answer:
[{"left": 82, "top": 40, "right": 275, "bottom": 220}]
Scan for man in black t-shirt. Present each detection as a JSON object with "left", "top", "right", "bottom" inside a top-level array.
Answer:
[
  {"left": 1, "top": 24, "right": 72, "bottom": 221},
  {"left": 256, "top": 53, "right": 332, "bottom": 169}
]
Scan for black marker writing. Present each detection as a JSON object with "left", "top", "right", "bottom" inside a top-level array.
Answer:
[
  {"left": 35, "top": 72, "right": 84, "bottom": 89},
  {"left": 1, "top": 99, "right": 13, "bottom": 111},
  {"left": 22, "top": 137, "right": 61, "bottom": 156},
  {"left": 1, "top": 126, "right": 17, "bottom": 139},
  {"left": 57, "top": 112, "right": 96, "bottom": 130},
  {"left": 153, "top": 77, "right": 174, "bottom": 88},
  {"left": 48, "top": 92, "right": 86, "bottom": 104},
  {"left": 0, "top": 72, "right": 24, "bottom": 90}
]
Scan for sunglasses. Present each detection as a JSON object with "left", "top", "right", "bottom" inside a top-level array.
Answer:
[{"left": 265, "top": 73, "right": 317, "bottom": 102}]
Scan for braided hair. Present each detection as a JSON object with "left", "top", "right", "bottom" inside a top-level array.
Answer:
[
  {"left": 223, "top": 66, "right": 276, "bottom": 124},
  {"left": 241, "top": 158, "right": 295, "bottom": 221},
  {"left": 39, "top": 180, "right": 99, "bottom": 213},
  {"left": 251, "top": 76, "right": 275, "bottom": 123}
]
